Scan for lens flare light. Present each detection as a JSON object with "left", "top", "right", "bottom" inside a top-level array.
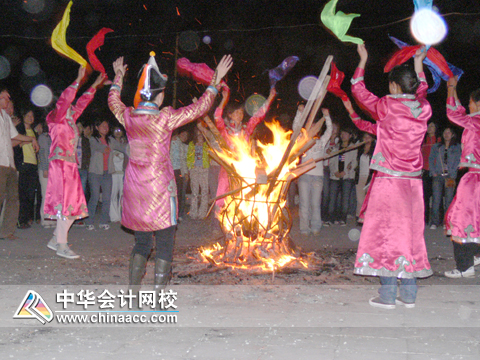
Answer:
[
  {"left": 410, "top": 8, "right": 447, "bottom": 45},
  {"left": 30, "top": 84, "right": 53, "bottom": 107}
]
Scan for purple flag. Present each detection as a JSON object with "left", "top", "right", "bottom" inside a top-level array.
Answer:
[{"left": 268, "top": 56, "right": 299, "bottom": 88}]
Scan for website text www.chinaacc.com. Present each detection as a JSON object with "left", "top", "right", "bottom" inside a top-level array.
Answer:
[
  {"left": 55, "top": 312, "right": 177, "bottom": 324},
  {"left": 12, "top": 288, "right": 179, "bottom": 325}
]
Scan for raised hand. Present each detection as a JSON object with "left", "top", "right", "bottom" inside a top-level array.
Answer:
[
  {"left": 92, "top": 72, "right": 107, "bottom": 89},
  {"left": 357, "top": 43, "right": 368, "bottom": 63},
  {"left": 414, "top": 46, "right": 427, "bottom": 74},
  {"left": 414, "top": 46, "right": 427, "bottom": 62},
  {"left": 447, "top": 76, "right": 458, "bottom": 88},
  {"left": 76, "top": 66, "right": 87, "bottom": 84},
  {"left": 113, "top": 57, "right": 128, "bottom": 77},
  {"left": 214, "top": 55, "right": 233, "bottom": 85}
]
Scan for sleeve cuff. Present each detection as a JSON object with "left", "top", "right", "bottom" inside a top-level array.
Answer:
[{"left": 207, "top": 86, "right": 218, "bottom": 95}]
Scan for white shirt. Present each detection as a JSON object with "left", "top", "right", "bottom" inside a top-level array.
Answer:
[
  {"left": 0, "top": 109, "right": 19, "bottom": 168},
  {"left": 359, "top": 153, "right": 371, "bottom": 177},
  {"left": 301, "top": 115, "right": 333, "bottom": 177}
]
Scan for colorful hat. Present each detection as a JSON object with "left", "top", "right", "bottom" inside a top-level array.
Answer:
[{"left": 134, "top": 51, "right": 168, "bottom": 108}]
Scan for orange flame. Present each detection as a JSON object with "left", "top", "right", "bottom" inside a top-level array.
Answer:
[{"left": 199, "top": 120, "right": 310, "bottom": 271}]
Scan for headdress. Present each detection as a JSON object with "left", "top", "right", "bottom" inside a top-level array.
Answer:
[{"left": 134, "top": 51, "right": 168, "bottom": 108}]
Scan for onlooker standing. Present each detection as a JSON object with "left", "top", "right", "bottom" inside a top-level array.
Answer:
[
  {"left": 110, "top": 125, "right": 128, "bottom": 223},
  {"left": 0, "top": 87, "right": 38, "bottom": 240},
  {"left": 37, "top": 122, "right": 55, "bottom": 228},
  {"left": 76, "top": 121, "right": 91, "bottom": 200},
  {"left": 321, "top": 121, "right": 339, "bottom": 222},
  {"left": 298, "top": 108, "right": 332, "bottom": 235},
  {"left": 170, "top": 129, "right": 189, "bottom": 221},
  {"left": 429, "top": 127, "right": 461, "bottom": 230},
  {"left": 326, "top": 127, "right": 357, "bottom": 226},
  {"left": 342, "top": 97, "right": 378, "bottom": 225},
  {"left": 187, "top": 127, "right": 210, "bottom": 219},
  {"left": 208, "top": 158, "right": 221, "bottom": 204},
  {"left": 15, "top": 108, "right": 41, "bottom": 229},
  {"left": 86, "top": 119, "right": 126, "bottom": 230},
  {"left": 355, "top": 132, "right": 375, "bottom": 224},
  {"left": 421, "top": 121, "right": 439, "bottom": 225}
]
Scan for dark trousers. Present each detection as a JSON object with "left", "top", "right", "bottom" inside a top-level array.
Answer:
[
  {"left": 453, "top": 242, "right": 480, "bottom": 272},
  {"left": 86, "top": 171, "right": 112, "bottom": 225},
  {"left": 422, "top": 172, "right": 433, "bottom": 224},
  {"left": 0, "top": 166, "right": 19, "bottom": 238},
  {"left": 18, "top": 163, "right": 41, "bottom": 225},
  {"left": 174, "top": 169, "right": 186, "bottom": 218},
  {"left": 321, "top": 167, "right": 331, "bottom": 219},
  {"left": 133, "top": 226, "right": 176, "bottom": 261},
  {"left": 328, "top": 178, "right": 355, "bottom": 222}
]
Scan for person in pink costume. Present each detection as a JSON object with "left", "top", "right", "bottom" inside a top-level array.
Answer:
[
  {"left": 45, "top": 66, "right": 106, "bottom": 259},
  {"left": 443, "top": 76, "right": 480, "bottom": 278},
  {"left": 351, "top": 44, "right": 433, "bottom": 309},
  {"left": 108, "top": 53, "right": 232, "bottom": 292},
  {"left": 214, "top": 86, "right": 276, "bottom": 210}
]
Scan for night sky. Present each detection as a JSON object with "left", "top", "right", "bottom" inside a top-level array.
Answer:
[{"left": 1, "top": 0, "right": 480, "bottom": 133}]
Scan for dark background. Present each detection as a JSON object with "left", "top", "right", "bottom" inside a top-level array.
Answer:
[{"left": 1, "top": 0, "right": 480, "bottom": 134}]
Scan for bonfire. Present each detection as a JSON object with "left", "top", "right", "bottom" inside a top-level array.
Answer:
[{"left": 195, "top": 56, "right": 361, "bottom": 273}]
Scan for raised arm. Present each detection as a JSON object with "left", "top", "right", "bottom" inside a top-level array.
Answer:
[
  {"left": 46, "top": 66, "right": 85, "bottom": 124},
  {"left": 318, "top": 108, "right": 333, "bottom": 147},
  {"left": 342, "top": 98, "right": 377, "bottom": 135},
  {"left": 351, "top": 44, "right": 381, "bottom": 121},
  {"left": 414, "top": 46, "right": 429, "bottom": 100},
  {"left": 214, "top": 87, "right": 230, "bottom": 133},
  {"left": 108, "top": 57, "right": 129, "bottom": 126},
  {"left": 446, "top": 76, "right": 480, "bottom": 132},
  {"left": 245, "top": 87, "right": 277, "bottom": 137},
  {"left": 71, "top": 73, "right": 105, "bottom": 122},
  {"left": 167, "top": 55, "right": 233, "bottom": 131}
]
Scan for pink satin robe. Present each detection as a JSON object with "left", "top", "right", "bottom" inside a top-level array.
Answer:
[
  {"left": 44, "top": 82, "right": 95, "bottom": 220},
  {"left": 445, "top": 97, "right": 480, "bottom": 244},
  {"left": 108, "top": 74, "right": 216, "bottom": 231},
  {"left": 351, "top": 68, "right": 433, "bottom": 278}
]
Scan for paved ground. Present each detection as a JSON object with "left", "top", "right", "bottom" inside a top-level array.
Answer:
[{"left": 0, "top": 208, "right": 479, "bottom": 359}]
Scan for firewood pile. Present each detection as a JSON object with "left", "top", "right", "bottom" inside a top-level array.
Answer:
[{"left": 192, "top": 56, "right": 362, "bottom": 274}]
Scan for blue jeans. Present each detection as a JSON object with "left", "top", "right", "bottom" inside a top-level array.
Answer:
[
  {"left": 86, "top": 171, "right": 112, "bottom": 225},
  {"left": 79, "top": 169, "right": 88, "bottom": 198},
  {"left": 328, "top": 178, "right": 354, "bottom": 222},
  {"left": 298, "top": 174, "right": 323, "bottom": 233},
  {"left": 379, "top": 277, "right": 417, "bottom": 304},
  {"left": 431, "top": 176, "right": 455, "bottom": 226}
]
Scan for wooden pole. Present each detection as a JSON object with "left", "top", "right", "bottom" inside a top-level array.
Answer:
[{"left": 265, "top": 56, "right": 333, "bottom": 196}]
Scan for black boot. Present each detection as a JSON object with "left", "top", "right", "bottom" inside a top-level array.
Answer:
[
  {"left": 129, "top": 253, "right": 147, "bottom": 308},
  {"left": 154, "top": 258, "right": 172, "bottom": 310},
  {"left": 154, "top": 258, "right": 172, "bottom": 289}
]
